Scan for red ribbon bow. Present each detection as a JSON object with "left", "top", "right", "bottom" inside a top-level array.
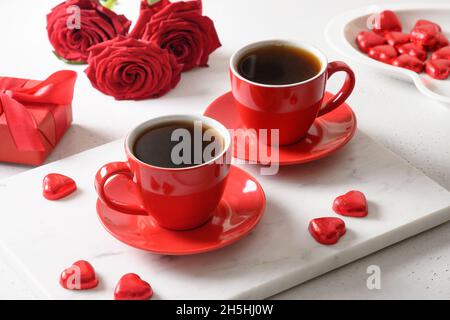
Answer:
[{"left": 0, "top": 70, "right": 77, "bottom": 151}]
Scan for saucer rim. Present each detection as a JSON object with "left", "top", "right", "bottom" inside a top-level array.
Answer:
[
  {"left": 96, "top": 165, "right": 266, "bottom": 255},
  {"left": 204, "top": 91, "right": 357, "bottom": 165}
]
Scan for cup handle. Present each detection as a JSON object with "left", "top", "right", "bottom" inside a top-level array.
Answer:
[
  {"left": 94, "top": 161, "right": 147, "bottom": 216},
  {"left": 317, "top": 61, "right": 355, "bottom": 117}
]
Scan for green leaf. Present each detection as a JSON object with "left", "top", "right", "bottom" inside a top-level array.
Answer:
[
  {"left": 52, "top": 51, "right": 87, "bottom": 65},
  {"left": 147, "top": 0, "right": 162, "bottom": 5},
  {"left": 101, "top": 0, "right": 118, "bottom": 10}
]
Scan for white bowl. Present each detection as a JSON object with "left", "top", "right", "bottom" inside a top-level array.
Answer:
[{"left": 325, "top": 3, "right": 450, "bottom": 104}]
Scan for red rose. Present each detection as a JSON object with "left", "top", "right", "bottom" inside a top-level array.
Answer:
[
  {"left": 131, "top": 0, "right": 221, "bottom": 71},
  {"left": 47, "top": 0, "right": 131, "bottom": 63},
  {"left": 129, "top": 0, "right": 172, "bottom": 40},
  {"left": 85, "top": 36, "right": 182, "bottom": 100}
]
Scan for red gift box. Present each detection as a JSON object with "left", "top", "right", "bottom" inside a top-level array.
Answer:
[{"left": 0, "top": 70, "right": 77, "bottom": 166}]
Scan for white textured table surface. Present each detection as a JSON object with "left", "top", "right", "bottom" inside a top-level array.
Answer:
[
  {"left": 1, "top": 133, "right": 450, "bottom": 300},
  {"left": 0, "top": 0, "right": 450, "bottom": 299}
]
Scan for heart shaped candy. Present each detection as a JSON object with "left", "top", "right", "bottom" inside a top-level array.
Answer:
[
  {"left": 114, "top": 273, "right": 153, "bottom": 300},
  {"left": 438, "top": 34, "right": 449, "bottom": 47},
  {"left": 431, "top": 45, "right": 450, "bottom": 60},
  {"left": 425, "top": 59, "right": 450, "bottom": 80},
  {"left": 392, "top": 54, "right": 424, "bottom": 73},
  {"left": 332, "top": 190, "right": 369, "bottom": 217},
  {"left": 368, "top": 45, "right": 398, "bottom": 64},
  {"left": 43, "top": 173, "right": 77, "bottom": 200},
  {"left": 372, "top": 10, "right": 402, "bottom": 34},
  {"left": 308, "top": 217, "right": 346, "bottom": 245},
  {"left": 414, "top": 19, "right": 442, "bottom": 32},
  {"left": 429, "top": 33, "right": 449, "bottom": 51},
  {"left": 356, "top": 31, "right": 386, "bottom": 53},
  {"left": 410, "top": 24, "right": 440, "bottom": 48},
  {"left": 385, "top": 31, "right": 410, "bottom": 47},
  {"left": 60, "top": 260, "right": 98, "bottom": 290},
  {"left": 397, "top": 43, "right": 427, "bottom": 61},
  {"left": 436, "top": 34, "right": 449, "bottom": 49}
]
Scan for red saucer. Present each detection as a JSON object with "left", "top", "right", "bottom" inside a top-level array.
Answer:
[
  {"left": 96, "top": 165, "right": 265, "bottom": 255},
  {"left": 204, "top": 92, "right": 357, "bottom": 165}
]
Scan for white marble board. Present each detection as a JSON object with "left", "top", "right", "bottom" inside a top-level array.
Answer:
[{"left": 0, "top": 130, "right": 449, "bottom": 299}]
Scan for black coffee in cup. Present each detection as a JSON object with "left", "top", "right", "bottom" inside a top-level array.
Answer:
[
  {"left": 133, "top": 121, "right": 224, "bottom": 168},
  {"left": 237, "top": 44, "right": 322, "bottom": 85}
]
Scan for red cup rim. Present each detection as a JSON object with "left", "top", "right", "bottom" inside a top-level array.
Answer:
[
  {"left": 125, "top": 115, "right": 232, "bottom": 172},
  {"left": 229, "top": 39, "right": 328, "bottom": 88}
]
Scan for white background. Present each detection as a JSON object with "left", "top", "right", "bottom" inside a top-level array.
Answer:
[{"left": 0, "top": 0, "right": 449, "bottom": 299}]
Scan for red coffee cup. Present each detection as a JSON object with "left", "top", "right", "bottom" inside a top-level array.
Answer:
[
  {"left": 94, "top": 115, "right": 231, "bottom": 231},
  {"left": 230, "top": 40, "right": 355, "bottom": 145}
]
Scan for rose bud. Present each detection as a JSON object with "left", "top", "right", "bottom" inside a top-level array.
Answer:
[
  {"left": 355, "top": 31, "right": 386, "bottom": 53},
  {"left": 85, "top": 36, "right": 182, "bottom": 100},
  {"left": 397, "top": 43, "right": 427, "bottom": 61},
  {"left": 431, "top": 46, "right": 450, "bottom": 60},
  {"left": 368, "top": 45, "right": 398, "bottom": 64},
  {"left": 47, "top": 0, "right": 131, "bottom": 63},
  {"left": 425, "top": 59, "right": 450, "bottom": 80},
  {"left": 131, "top": 0, "right": 221, "bottom": 71},
  {"left": 392, "top": 54, "right": 424, "bottom": 73}
]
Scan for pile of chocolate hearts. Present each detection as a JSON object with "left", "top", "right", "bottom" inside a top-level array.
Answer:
[{"left": 356, "top": 10, "right": 450, "bottom": 80}]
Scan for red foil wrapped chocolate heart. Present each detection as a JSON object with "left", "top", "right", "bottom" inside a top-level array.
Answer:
[
  {"left": 356, "top": 31, "right": 386, "bottom": 53},
  {"left": 385, "top": 31, "right": 410, "bottom": 47},
  {"left": 437, "top": 34, "right": 449, "bottom": 49},
  {"left": 332, "top": 190, "right": 369, "bottom": 217},
  {"left": 60, "top": 260, "right": 98, "bottom": 290},
  {"left": 308, "top": 217, "right": 346, "bottom": 245},
  {"left": 430, "top": 35, "right": 450, "bottom": 52},
  {"left": 392, "top": 54, "right": 424, "bottom": 73},
  {"left": 114, "top": 273, "right": 153, "bottom": 300},
  {"left": 372, "top": 10, "right": 402, "bottom": 34},
  {"left": 414, "top": 19, "right": 442, "bottom": 32},
  {"left": 42, "top": 173, "right": 77, "bottom": 200},
  {"left": 410, "top": 24, "right": 440, "bottom": 48},
  {"left": 397, "top": 42, "right": 427, "bottom": 61},
  {"left": 425, "top": 59, "right": 450, "bottom": 80},
  {"left": 431, "top": 46, "right": 450, "bottom": 60},
  {"left": 368, "top": 45, "right": 398, "bottom": 64}
]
